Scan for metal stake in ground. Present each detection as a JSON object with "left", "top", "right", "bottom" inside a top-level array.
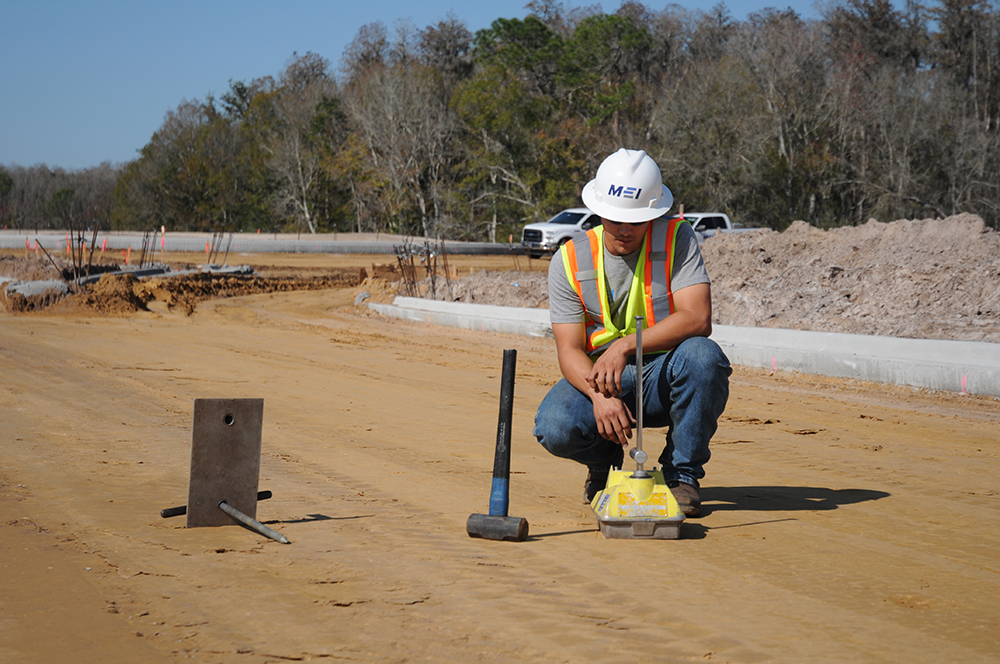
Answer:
[
  {"left": 166, "top": 398, "right": 290, "bottom": 544},
  {"left": 160, "top": 490, "right": 273, "bottom": 518},
  {"left": 467, "top": 349, "right": 529, "bottom": 542},
  {"left": 218, "top": 500, "right": 289, "bottom": 544}
]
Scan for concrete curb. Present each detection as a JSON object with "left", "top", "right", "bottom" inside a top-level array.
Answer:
[
  {"left": 710, "top": 325, "right": 999, "bottom": 397},
  {"left": 369, "top": 297, "right": 1000, "bottom": 398},
  {"left": 368, "top": 297, "right": 553, "bottom": 338}
]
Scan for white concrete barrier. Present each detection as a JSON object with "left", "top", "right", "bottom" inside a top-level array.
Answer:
[
  {"left": 368, "top": 297, "right": 552, "bottom": 338},
  {"left": 710, "top": 325, "right": 999, "bottom": 397},
  {"left": 370, "top": 297, "right": 1000, "bottom": 398}
]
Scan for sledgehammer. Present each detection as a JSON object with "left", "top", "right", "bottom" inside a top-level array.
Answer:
[{"left": 467, "top": 349, "right": 529, "bottom": 542}]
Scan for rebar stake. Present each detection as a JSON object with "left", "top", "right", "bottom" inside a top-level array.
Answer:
[{"left": 218, "top": 500, "right": 290, "bottom": 544}]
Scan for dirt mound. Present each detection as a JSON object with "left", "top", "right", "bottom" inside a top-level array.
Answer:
[
  {"left": 131, "top": 270, "right": 364, "bottom": 315},
  {"left": 414, "top": 269, "right": 550, "bottom": 308},
  {"left": 76, "top": 273, "right": 148, "bottom": 315},
  {"left": 412, "top": 214, "right": 1000, "bottom": 344},
  {"left": 1, "top": 260, "right": 366, "bottom": 316},
  {"left": 3, "top": 287, "right": 68, "bottom": 313},
  {"left": 701, "top": 214, "right": 1000, "bottom": 342},
  {"left": 0, "top": 255, "right": 63, "bottom": 281},
  {"left": 350, "top": 276, "right": 398, "bottom": 305}
]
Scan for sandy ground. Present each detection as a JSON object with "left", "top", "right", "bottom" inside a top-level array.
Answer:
[{"left": 2, "top": 251, "right": 1000, "bottom": 663}]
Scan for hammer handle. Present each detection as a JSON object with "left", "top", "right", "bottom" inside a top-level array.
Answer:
[{"left": 489, "top": 349, "right": 517, "bottom": 517}]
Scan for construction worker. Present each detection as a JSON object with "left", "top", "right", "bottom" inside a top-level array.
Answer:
[{"left": 533, "top": 148, "right": 731, "bottom": 517}]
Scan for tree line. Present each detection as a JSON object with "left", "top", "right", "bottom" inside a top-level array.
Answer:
[{"left": 2, "top": 0, "right": 998, "bottom": 241}]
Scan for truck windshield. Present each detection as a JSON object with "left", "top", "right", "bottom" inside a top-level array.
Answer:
[{"left": 548, "top": 212, "right": 585, "bottom": 225}]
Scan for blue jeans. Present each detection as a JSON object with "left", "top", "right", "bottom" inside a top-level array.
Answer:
[{"left": 533, "top": 337, "right": 731, "bottom": 486}]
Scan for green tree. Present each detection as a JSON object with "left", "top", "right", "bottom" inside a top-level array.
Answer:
[
  {"left": 452, "top": 65, "right": 582, "bottom": 240},
  {"left": 112, "top": 96, "right": 273, "bottom": 232},
  {"left": 558, "top": 13, "right": 652, "bottom": 138},
  {"left": 473, "top": 16, "right": 564, "bottom": 97}
]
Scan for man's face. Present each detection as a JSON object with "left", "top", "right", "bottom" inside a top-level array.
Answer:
[{"left": 601, "top": 218, "right": 650, "bottom": 256}]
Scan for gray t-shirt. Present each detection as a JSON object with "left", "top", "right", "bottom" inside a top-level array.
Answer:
[{"left": 548, "top": 221, "right": 709, "bottom": 325}]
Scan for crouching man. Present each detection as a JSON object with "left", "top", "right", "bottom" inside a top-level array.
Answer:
[{"left": 533, "top": 148, "right": 731, "bottom": 517}]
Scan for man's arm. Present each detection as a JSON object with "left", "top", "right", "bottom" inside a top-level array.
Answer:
[
  {"left": 552, "top": 322, "right": 636, "bottom": 447},
  {"left": 587, "top": 282, "right": 713, "bottom": 398}
]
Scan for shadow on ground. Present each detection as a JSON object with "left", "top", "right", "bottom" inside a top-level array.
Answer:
[{"left": 701, "top": 486, "right": 889, "bottom": 515}]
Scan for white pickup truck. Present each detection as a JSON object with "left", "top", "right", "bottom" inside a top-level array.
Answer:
[
  {"left": 680, "top": 212, "right": 752, "bottom": 244},
  {"left": 521, "top": 209, "right": 749, "bottom": 256},
  {"left": 520, "top": 208, "right": 601, "bottom": 258}
]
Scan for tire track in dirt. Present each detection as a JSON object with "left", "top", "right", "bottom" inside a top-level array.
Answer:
[{"left": 3, "top": 286, "right": 1000, "bottom": 662}]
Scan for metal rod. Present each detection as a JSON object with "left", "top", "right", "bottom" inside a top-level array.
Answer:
[
  {"left": 35, "top": 241, "right": 75, "bottom": 292},
  {"left": 160, "top": 490, "right": 272, "bottom": 519},
  {"left": 218, "top": 500, "right": 290, "bottom": 544},
  {"left": 635, "top": 317, "right": 644, "bottom": 453},
  {"left": 222, "top": 233, "right": 233, "bottom": 267},
  {"left": 633, "top": 315, "right": 648, "bottom": 477}
]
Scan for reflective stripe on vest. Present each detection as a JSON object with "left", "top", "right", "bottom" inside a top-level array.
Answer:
[{"left": 560, "top": 217, "right": 687, "bottom": 355}]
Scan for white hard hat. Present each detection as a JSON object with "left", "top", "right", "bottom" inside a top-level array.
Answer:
[{"left": 581, "top": 148, "right": 673, "bottom": 223}]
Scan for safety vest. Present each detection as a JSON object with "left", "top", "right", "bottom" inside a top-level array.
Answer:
[{"left": 560, "top": 217, "right": 688, "bottom": 355}]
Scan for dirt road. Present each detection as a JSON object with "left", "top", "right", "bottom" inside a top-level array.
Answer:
[{"left": 2, "top": 253, "right": 999, "bottom": 663}]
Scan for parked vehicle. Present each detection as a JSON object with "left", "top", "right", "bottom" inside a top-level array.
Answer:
[
  {"left": 521, "top": 208, "right": 753, "bottom": 257},
  {"left": 520, "top": 207, "right": 601, "bottom": 258},
  {"left": 680, "top": 212, "right": 756, "bottom": 244}
]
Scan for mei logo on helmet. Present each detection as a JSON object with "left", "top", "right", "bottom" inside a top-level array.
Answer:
[{"left": 608, "top": 184, "right": 642, "bottom": 200}]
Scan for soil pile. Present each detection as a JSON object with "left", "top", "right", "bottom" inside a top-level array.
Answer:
[
  {"left": 417, "top": 269, "right": 549, "bottom": 308},
  {"left": 3, "top": 287, "right": 67, "bottom": 313},
  {"left": 413, "top": 214, "right": 1000, "bottom": 344},
  {"left": 77, "top": 273, "right": 147, "bottom": 315},
  {"left": 1, "top": 261, "right": 366, "bottom": 316},
  {"left": 129, "top": 270, "right": 366, "bottom": 315},
  {"left": 702, "top": 214, "right": 1000, "bottom": 342},
  {"left": 0, "top": 254, "right": 63, "bottom": 281}
]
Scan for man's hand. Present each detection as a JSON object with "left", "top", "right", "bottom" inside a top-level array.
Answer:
[
  {"left": 592, "top": 391, "right": 634, "bottom": 447},
  {"left": 586, "top": 335, "right": 633, "bottom": 398}
]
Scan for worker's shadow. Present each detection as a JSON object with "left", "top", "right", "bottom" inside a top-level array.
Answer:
[
  {"left": 263, "top": 513, "right": 373, "bottom": 525},
  {"left": 678, "top": 486, "right": 890, "bottom": 539},
  {"left": 700, "top": 485, "right": 890, "bottom": 515}
]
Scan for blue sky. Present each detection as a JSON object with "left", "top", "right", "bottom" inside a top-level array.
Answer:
[{"left": 2, "top": 0, "right": 823, "bottom": 170}]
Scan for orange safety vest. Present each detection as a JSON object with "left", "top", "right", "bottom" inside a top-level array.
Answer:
[{"left": 560, "top": 217, "right": 688, "bottom": 355}]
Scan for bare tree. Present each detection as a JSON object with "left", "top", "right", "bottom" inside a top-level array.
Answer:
[
  {"left": 733, "top": 10, "right": 832, "bottom": 221},
  {"left": 266, "top": 52, "right": 338, "bottom": 234},
  {"left": 343, "top": 59, "right": 457, "bottom": 238}
]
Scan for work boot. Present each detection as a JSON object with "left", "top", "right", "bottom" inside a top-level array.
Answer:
[
  {"left": 583, "top": 468, "right": 609, "bottom": 504},
  {"left": 667, "top": 481, "right": 701, "bottom": 518}
]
